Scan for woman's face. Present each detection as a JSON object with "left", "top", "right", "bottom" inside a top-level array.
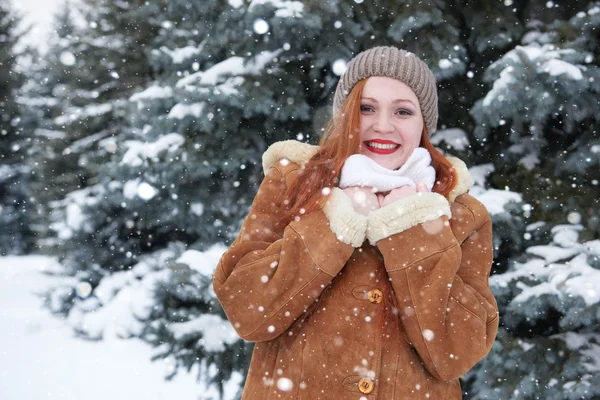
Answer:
[{"left": 359, "top": 77, "right": 424, "bottom": 170}]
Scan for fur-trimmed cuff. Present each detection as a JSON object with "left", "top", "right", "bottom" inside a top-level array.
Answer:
[
  {"left": 322, "top": 188, "right": 367, "bottom": 248},
  {"left": 366, "top": 192, "right": 451, "bottom": 245}
]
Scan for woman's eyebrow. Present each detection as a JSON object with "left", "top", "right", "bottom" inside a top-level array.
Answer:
[
  {"left": 393, "top": 99, "right": 417, "bottom": 106},
  {"left": 361, "top": 97, "right": 417, "bottom": 106}
]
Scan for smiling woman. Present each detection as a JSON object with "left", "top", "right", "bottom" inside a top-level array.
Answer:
[
  {"left": 213, "top": 46, "right": 499, "bottom": 399},
  {"left": 358, "top": 77, "right": 424, "bottom": 170}
]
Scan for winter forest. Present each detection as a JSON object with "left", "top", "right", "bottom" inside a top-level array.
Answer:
[{"left": 1, "top": 0, "right": 599, "bottom": 398}]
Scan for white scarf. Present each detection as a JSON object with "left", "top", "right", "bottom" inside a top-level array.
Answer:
[{"left": 339, "top": 147, "right": 436, "bottom": 192}]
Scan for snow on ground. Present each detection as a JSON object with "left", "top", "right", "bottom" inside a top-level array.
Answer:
[{"left": 0, "top": 255, "right": 207, "bottom": 400}]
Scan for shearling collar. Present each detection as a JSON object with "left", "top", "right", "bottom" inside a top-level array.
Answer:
[{"left": 262, "top": 140, "right": 474, "bottom": 202}]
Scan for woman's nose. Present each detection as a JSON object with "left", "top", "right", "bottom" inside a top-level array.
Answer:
[{"left": 373, "top": 113, "right": 394, "bottom": 133}]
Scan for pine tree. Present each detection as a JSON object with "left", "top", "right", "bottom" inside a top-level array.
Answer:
[
  {"left": 464, "top": 2, "right": 600, "bottom": 399},
  {"left": 22, "top": 2, "right": 79, "bottom": 246},
  {"left": 0, "top": 0, "right": 34, "bottom": 255},
  {"left": 36, "top": 0, "right": 169, "bottom": 312}
]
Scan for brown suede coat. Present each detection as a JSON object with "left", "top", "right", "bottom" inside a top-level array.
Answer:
[{"left": 213, "top": 141, "right": 499, "bottom": 399}]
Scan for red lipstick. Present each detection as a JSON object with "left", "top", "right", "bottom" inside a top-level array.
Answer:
[{"left": 363, "top": 139, "right": 401, "bottom": 155}]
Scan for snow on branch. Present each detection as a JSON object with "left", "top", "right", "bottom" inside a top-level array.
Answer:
[
  {"left": 121, "top": 133, "right": 185, "bottom": 167},
  {"left": 491, "top": 225, "right": 600, "bottom": 308}
]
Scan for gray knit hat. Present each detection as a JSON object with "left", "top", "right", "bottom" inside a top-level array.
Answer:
[{"left": 333, "top": 46, "right": 438, "bottom": 133}]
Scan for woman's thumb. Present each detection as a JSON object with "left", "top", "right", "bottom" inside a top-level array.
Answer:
[{"left": 416, "top": 182, "right": 429, "bottom": 193}]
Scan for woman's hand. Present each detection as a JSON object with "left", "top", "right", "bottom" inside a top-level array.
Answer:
[
  {"left": 342, "top": 186, "right": 379, "bottom": 216},
  {"left": 381, "top": 182, "right": 429, "bottom": 207}
]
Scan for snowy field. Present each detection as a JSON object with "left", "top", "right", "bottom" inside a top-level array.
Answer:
[{"left": 0, "top": 255, "right": 208, "bottom": 400}]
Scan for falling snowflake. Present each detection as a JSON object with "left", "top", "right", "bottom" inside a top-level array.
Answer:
[
  {"left": 332, "top": 59, "right": 347, "bottom": 76},
  {"left": 277, "top": 377, "right": 293, "bottom": 392},
  {"left": 59, "top": 51, "right": 76, "bottom": 66},
  {"left": 75, "top": 282, "right": 92, "bottom": 298},
  {"left": 423, "top": 329, "right": 435, "bottom": 341},
  {"left": 438, "top": 59, "right": 453, "bottom": 69},
  {"left": 567, "top": 211, "right": 582, "bottom": 224},
  {"left": 137, "top": 182, "right": 158, "bottom": 200},
  {"left": 253, "top": 18, "right": 269, "bottom": 35},
  {"left": 352, "top": 191, "right": 367, "bottom": 204}
]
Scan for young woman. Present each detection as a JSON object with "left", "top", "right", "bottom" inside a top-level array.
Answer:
[{"left": 213, "top": 46, "right": 499, "bottom": 399}]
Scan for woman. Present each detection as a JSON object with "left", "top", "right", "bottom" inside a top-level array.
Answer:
[{"left": 213, "top": 46, "right": 499, "bottom": 399}]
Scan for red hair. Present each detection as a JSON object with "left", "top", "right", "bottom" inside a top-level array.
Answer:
[
  {"left": 279, "top": 78, "right": 457, "bottom": 226},
  {"left": 277, "top": 79, "right": 367, "bottom": 226}
]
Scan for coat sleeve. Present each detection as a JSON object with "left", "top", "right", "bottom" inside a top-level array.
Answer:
[
  {"left": 366, "top": 191, "right": 499, "bottom": 382},
  {"left": 213, "top": 164, "right": 367, "bottom": 342}
]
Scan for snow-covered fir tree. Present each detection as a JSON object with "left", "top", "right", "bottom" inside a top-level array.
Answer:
[
  {"left": 465, "top": 3, "right": 600, "bottom": 399},
  {"left": 24, "top": 4, "right": 81, "bottom": 228},
  {"left": 34, "top": 0, "right": 171, "bottom": 312},
  {"left": 20, "top": 3, "right": 80, "bottom": 246},
  {"left": 25, "top": 0, "right": 166, "bottom": 260},
  {"left": 0, "top": 0, "right": 35, "bottom": 255},
  {"left": 32, "top": 0, "right": 600, "bottom": 398}
]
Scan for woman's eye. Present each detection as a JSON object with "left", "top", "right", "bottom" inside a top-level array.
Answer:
[
  {"left": 360, "top": 105, "right": 373, "bottom": 112},
  {"left": 396, "top": 109, "right": 413, "bottom": 116}
]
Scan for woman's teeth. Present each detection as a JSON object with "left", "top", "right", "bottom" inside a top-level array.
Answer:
[{"left": 366, "top": 142, "right": 400, "bottom": 150}]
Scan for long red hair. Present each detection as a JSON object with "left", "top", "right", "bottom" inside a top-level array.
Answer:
[{"left": 279, "top": 78, "right": 457, "bottom": 226}]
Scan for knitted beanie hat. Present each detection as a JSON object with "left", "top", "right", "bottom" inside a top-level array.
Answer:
[{"left": 333, "top": 46, "right": 438, "bottom": 133}]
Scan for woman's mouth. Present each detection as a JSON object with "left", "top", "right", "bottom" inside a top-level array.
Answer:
[{"left": 364, "top": 140, "right": 401, "bottom": 155}]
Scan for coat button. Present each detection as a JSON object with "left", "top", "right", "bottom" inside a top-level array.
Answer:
[
  {"left": 358, "top": 377, "right": 374, "bottom": 394},
  {"left": 367, "top": 289, "right": 383, "bottom": 304}
]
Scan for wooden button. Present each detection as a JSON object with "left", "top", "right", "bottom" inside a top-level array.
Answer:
[
  {"left": 358, "top": 377, "right": 374, "bottom": 394},
  {"left": 367, "top": 289, "right": 383, "bottom": 304}
]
